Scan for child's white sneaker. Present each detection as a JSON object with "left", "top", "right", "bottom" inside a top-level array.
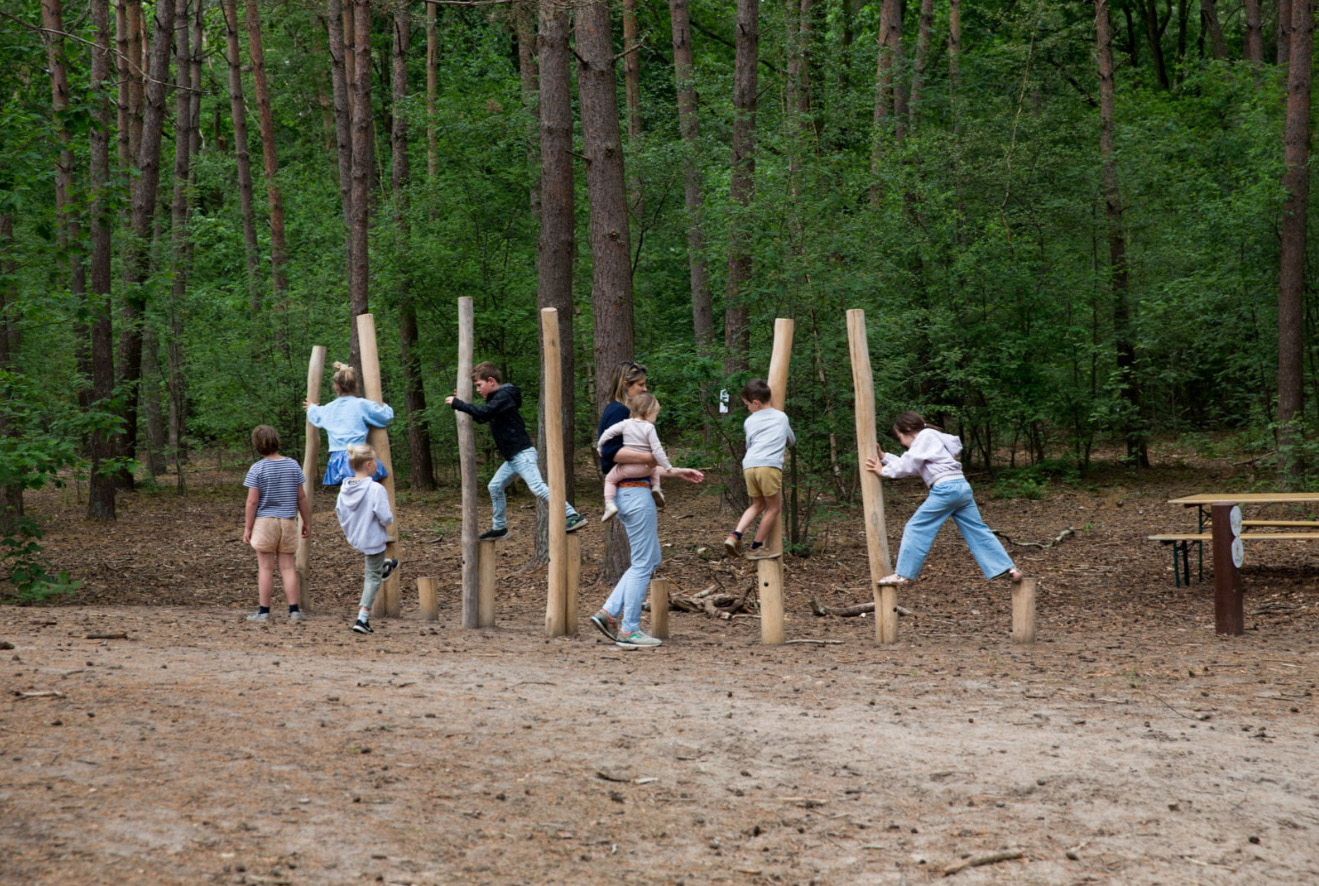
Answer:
[
  {"left": 601, "top": 501, "right": 619, "bottom": 522},
  {"left": 651, "top": 488, "right": 666, "bottom": 509}
]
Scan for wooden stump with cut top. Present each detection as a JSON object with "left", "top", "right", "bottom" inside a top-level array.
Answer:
[
  {"left": 757, "top": 317, "right": 794, "bottom": 645},
  {"left": 358, "top": 313, "right": 401, "bottom": 618}
]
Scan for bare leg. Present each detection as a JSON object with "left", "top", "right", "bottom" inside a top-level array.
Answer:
[
  {"left": 256, "top": 551, "right": 276, "bottom": 607},
  {"left": 277, "top": 552, "right": 300, "bottom": 605},
  {"left": 752, "top": 492, "right": 782, "bottom": 546},
  {"left": 734, "top": 497, "right": 765, "bottom": 536}
]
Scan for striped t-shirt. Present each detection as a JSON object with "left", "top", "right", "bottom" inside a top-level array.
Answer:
[{"left": 244, "top": 456, "right": 306, "bottom": 518}]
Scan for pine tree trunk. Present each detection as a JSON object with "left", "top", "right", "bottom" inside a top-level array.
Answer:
[
  {"left": 1096, "top": 0, "right": 1148, "bottom": 466},
  {"left": 168, "top": 0, "right": 198, "bottom": 493},
  {"left": 89, "top": 0, "right": 118, "bottom": 521},
  {"left": 669, "top": 0, "right": 714, "bottom": 352},
  {"left": 1141, "top": 0, "right": 1171, "bottom": 88},
  {"left": 622, "top": 0, "right": 645, "bottom": 228},
  {"left": 949, "top": 0, "right": 962, "bottom": 122},
  {"left": 870, "top": 0, "right": 906, "bottom": 203},
  {"left": 426, "top": 1, "right": 438, "bottom": 180},
  {"left": 1201, "top": 0, "right": 1229, "bottom": 59},
  {"left": 392, "top": 6, "right": 436, "bottom": 492},
  {"left": 348, "top": 0, "right": 372, "bottom": 376},
  {"left": 0, "top": 216, "right": 20, "bottom": 535},
  {"left": 245, "top": 0, "right": 291, "bottom": 335},
  {"left": 516, "top": 1, "right": 540, "bottom": 217},
  {"left": 724, "top": 0, "right": 759, "bottom": 375},
  {"left": 1245, "top": 0, "right": 1264, "bottom": 62},
  {"left": 116, "top": 0, "right": 176, "bottom": 490},
  {"left": 1279, "top": 0, "right": 1294, "bottom": 66},
  {"left": 221, "top": 0, "right": 261, "bottom": 310},
  {"left": 1277, "top": 0, "right": 1312, "bottom": 479},
  {"left": 910, "top": 0, "right": 934, "bottom": 128},
  {"left": 576, "top": 0, "right": 635, "bottom": 584}
]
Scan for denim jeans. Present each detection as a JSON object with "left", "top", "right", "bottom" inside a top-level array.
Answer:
[
  {"left": 358, "top": 551, "right": 385, "bottom": 611},
  {"left": 600, "top": 486, "right": 661, "bottom": 634},
  {"left": 895, "top": 478, "right": 1015, "bottom": 580},
  {"left": 488, "top": 447, "right": 579, "bottom": 530}
]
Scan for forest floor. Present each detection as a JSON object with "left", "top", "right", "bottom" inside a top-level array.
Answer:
[{"left": 2, "top": 444, "right": 1318, "bottom": 885}]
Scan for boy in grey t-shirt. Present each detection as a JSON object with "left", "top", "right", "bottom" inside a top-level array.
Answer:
[{"left": 724, "top": 379, "right": 794, "bottom": 560}]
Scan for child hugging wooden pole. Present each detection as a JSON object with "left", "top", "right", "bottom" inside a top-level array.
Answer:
[
  {"left": 296, "top": 345, "right": 326, "bottom": 611},
  {"left": 846, "top": 309, "right": 898, "bottom": 643},
  {"left": 357, "top": 313, "right": 402, "bottom": 618},
  {"left": 456, "top": 296, "right": 484, "bottom": 628},
  {"left": 759, "top": 317, "right": 795, "bottom": 645},
  {"left": 541, "top": 307, "right": 573, "bottom": 636}
]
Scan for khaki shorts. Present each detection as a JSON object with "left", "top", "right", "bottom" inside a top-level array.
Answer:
[
  {"left": 744, "top": 467, "right": 783, "bottom": 499},
  {"left": 251, "top": 517, "right": 299, "bottom": 554}
]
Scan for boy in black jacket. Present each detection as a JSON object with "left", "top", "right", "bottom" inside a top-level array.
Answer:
[{"left": 446, "top": 361, "right": 585, "bottom": 539}]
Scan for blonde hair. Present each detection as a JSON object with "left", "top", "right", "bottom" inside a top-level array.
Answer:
[
  {"left": 629, "top": 392, "right": 658, "bottom": 419},
  {"left": 610, "top": 360, "right": 648, "bottom": 404},
  {"left": 332, "top": 361, "right": 359, "bottom": 396},
  {"left": 347, "top": 442, "right": 378, "bottom": 471}
]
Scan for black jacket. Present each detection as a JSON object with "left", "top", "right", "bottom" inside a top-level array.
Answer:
[{"left": 450, "top": 383, "right": 533, "bottom": 461}]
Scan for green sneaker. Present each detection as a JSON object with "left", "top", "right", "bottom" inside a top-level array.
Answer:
[
  {"left": 615, "top": 630, "right": 662, "bottom": 650},
  {"left": 565, "top": 513, "right": 587, "bottom": 533}
]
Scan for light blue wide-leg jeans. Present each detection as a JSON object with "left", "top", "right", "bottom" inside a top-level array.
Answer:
[
  {"left": 894, "top": 478, "right": 1015, "bottom": 580},
  {"left": 601, "top": 487, "right": 661, "bottom": 633},
  {"left": 487, "top": 447, "right": 580, "bottom": 529}
]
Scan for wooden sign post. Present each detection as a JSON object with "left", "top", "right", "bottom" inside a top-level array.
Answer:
[
  {"left": 357, "top": 313, "right": 401, "bottom": 618},
  {"left": 1212, "top": 502, "right": 1244, "bottom": 635},
  {"left": 758, "top": 318, "right": 794, "bottom": 645},
  {"left": 846, "top": 309, "right": 897, "bottom": 644},
  {"left": 457, "top": 297, "right": 481, "bottom": 628},
  {"left": 541, "top": 308, "right": 570, "bottom": 637},
  {"left": 295, "top": 345, "right": 325, "bottom": 611}
]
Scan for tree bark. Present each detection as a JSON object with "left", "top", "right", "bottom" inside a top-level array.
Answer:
[
  {"left": 245, "top": 0, "right": 291, "bottom": 320},
  {"left": 1277, "top": 0, "right": 1312, "bottom": 478},
  {"left": 327, "top": 0, "right": 354, "bottom": 272},
  {"left": 116, "top": 0, "right": 176, "bottom": 489},
  {"left": 949, "top": 0, "right": 962, "bottom": 119},
  {"left": 870, "top": 0, "right": 905, "bottom": 202},
  {"left": 89, "top": 0, "right": 118, "bottom": 521},
  {"left": 724, "top": 0, "right": 759, "bottom": 374},
  {"left": 1096, "top": 0, "right": 1148, "bottom": 467},
  {"left": 910, "top": 0, "right": 934, "bottom": 127},
  {"left": 1201, "top": 0, "right": 1229, "bottom": 59},
  {"left": 168, "top": 0, "right": 198, "bottom": 492},
  {"left": 1279, "top": 0, "right": 1294, "bottom": 66},
  {"left": 622, "top": 0, "right": 644, "bottom": 226},
  {"left": 427, "top": 0, "right": 438, "bottom": 180},
  {"left": 0, "top": 215, "right": 21, "bottom": 535},
  {"left": 221, "top": 0, "right": 261, "bottom": 309},
  {"left": 1245, "top": 0, "right": 1264, "bottom": 62},
  {"left": 516, "top": 0, "right": 541, "bottom": 217},
  {"left": 42, "top": 0, "right": 90, "bottom": 405},
  {"left": 1142, "top": 0, "right": 1171, "bottom": 88},
  {"left": 670, "top": 0, "right": 714, "bottom": 351},
  {"left": 348, "top": 0, "right": 372, "bottom": 376},
  {"left": 392, "top": 5, "right": 436, "bottom": 491}
]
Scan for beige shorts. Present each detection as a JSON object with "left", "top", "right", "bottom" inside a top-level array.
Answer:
[
  {"left": 251, "top": 517, "right": 299, "bottom": 554},
  {"left": 744, "top": 466, "right": 783, "bottom": 499}
]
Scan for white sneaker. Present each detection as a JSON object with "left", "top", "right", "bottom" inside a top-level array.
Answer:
[
  {"left": 246, "top": 611, "right": 269, "bottom": 623},
  {"left": 651, "top": 488, "right": 666, "bottom": 509},
  {"left": 601, "top": 501, "right": 619, "bottom": 522},
  {"left": 288, "top": 610, "right": 306, "bottom": 623}
]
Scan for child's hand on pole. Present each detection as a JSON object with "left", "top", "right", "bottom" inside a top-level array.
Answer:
[{"left": 864, "top": 444, "right": 885, "bottom": 476}]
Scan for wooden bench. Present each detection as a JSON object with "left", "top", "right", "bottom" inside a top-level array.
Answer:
[{"left": 1149, "top": 532, "right": 1319, "bottom": 586}]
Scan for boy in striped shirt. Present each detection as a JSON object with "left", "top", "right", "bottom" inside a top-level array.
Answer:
[{"left": 242, "top": 425, "right": 311, "bottom": 622}]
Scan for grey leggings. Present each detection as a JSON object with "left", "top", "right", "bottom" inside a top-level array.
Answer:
[{"left": 359, "top": 552, "right": 385, "bottom": 611}]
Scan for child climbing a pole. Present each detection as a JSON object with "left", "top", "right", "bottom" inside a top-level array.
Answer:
[
  {"left": 242, "top": 425, "right": 310, "bottom": 623},
  {"left": 597, "top": 392, "right": 670, "bottom": 520},
  {"left": 724, "top": 379, "right": 794, "bottom": 561},
  {"left": 336, "top": 443, "right": 399, "bottom": 634},
  {"left": 445, "top": 361, "right": 586, "bottom": 539},
  {"left": 305, "top": 362, "right": 394, "bottom": 485},
  {"left": 864, "top": 411, "right": 1021, "bottom": 586}
]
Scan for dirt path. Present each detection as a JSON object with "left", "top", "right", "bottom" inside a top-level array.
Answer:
[{"left": 3, "top": 461, "right": 1318, "bottom": 883}]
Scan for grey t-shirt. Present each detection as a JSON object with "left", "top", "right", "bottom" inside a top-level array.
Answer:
[{"left": 742, "top": 407, "right": 795, "bottom": 470}]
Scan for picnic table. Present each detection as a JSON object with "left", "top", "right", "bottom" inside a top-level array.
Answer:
[{"left": 1151, "top": 493, "right": 1319, "bottom": 585}]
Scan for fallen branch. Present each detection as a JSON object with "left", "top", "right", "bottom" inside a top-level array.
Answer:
[
  {"left": 783, "top": 639, "right": 843, "bottom": 645},
  {"left": 85, "top": 632, "right": 128, "bottom": 640},
  {"left": 808, "top": 594, "right": 912, "bottom": 618},
  {"left": 943, "top": 849, "right": 1024, "bottom": 876},
  {"left": 17, "top": 690, "right": 65, "bottom": 699},
  {"left": 992, "top": 527, "right": 1073, "bottom": 549}
]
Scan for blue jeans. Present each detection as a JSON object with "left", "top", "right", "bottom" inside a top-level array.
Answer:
[
  {"left": 488, "top": 447, "right": 579, "bottom": 530},
  {"left": 895, "top": 478, "right": 1015, "bottom": 580},
  {"left": 600, "top": 486, "right": 661, "bottom": 634}
]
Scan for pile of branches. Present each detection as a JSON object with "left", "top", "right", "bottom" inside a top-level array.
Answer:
[{"left": 653, "top": 582, "right": 758, "bottom": 620}]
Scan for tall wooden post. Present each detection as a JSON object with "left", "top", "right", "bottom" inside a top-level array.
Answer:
[
  {"left": 357, "top": 313, "right": 401, "bottom": 618},
  {"left": 758, "top": 318, "right": 794, "bottom": 645},
  {"left": 295, "top": 345, "right": 325, "bottom": 611},
  {"left": 847, "top": 309, "right": 897, "bottom": 643},
  {"left": 541, "top": 307, "right": 570, "bottom": 636},
  {"left": 478, "top": 539, "right": 496, "bottom": 627},
  {"left": 1212, "top": 502, "right": 1244, "bottom": 635},
  {"left": 457, "top": 296, "right": 480, "bottom": 628}
]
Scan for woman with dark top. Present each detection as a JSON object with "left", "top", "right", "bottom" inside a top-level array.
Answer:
[{"left": 590, "top": 361, "right": 704, "bottom": 649}]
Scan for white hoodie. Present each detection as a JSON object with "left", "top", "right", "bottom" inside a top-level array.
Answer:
[
  {"left": 880, "top": 427, "right": 966, "bottom": 488},
  {"left": 336, "top": 476, "right": 394, "bottom": 555}
]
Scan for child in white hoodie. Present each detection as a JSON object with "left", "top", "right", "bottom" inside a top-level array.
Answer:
[
  {"left": 864, "top": 411, "right": 1021, "bottom": 586},
  {"left": 336, "top": 444, "right": 398, "bottom": 634}
]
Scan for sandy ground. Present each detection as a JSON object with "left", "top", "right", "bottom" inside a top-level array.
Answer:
[{"left": 2, "top": 457, "right": 1317, "bottom": 884}]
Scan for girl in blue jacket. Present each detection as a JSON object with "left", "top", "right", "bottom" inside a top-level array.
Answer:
[{"left": 305, "top": 362, "right": 395, "bottom": 486}]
